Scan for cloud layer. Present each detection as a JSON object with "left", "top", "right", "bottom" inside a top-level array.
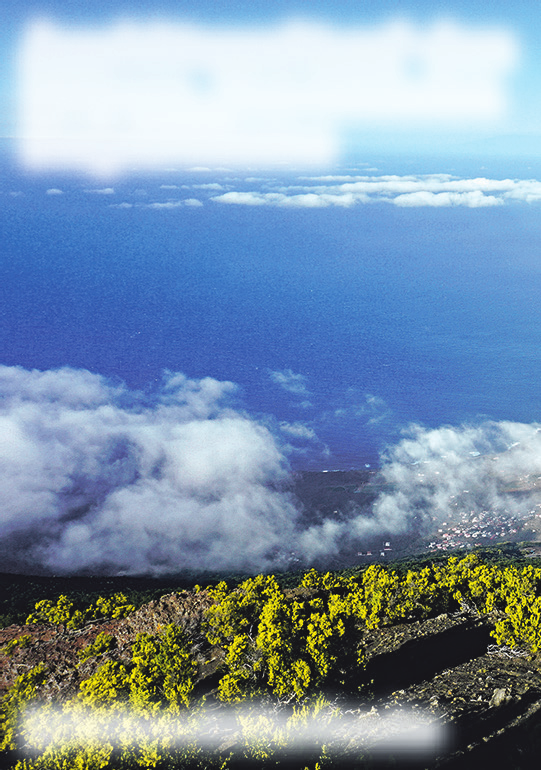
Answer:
[
  {"left": 12, "top": 171, "right": 541, "bottom": 210},
  {"left": 295, "top": 420, "right": 541, "bottom": 561},
  {"left": 212, "top": 174, "right": 541, "bottom": 208},
  {"left": 374, "top": 421, "right": 541, "bottom": 533},
  {"left": 2, "top": 366, "right": 541, "bottom": 574},
  {"left": 0, "top": 366, "right": 300, "bottom": 575}
]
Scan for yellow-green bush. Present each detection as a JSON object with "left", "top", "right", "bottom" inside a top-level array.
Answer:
[
  {"left": 2, "top": 635, "right": 33, "bottom": 658},
  {"left": 77, "top": 633, "right": 116, "bottom": 664},
  {"left": 79, "top": 624, "right": 196, "bottom": 714},
  {"left": 0, "top": 664, "right": 47, "bottom": 752},
  {"left": 26, "top": 593, "right": 135, "bottom": 631},
  {"left": 8, "top": 555, "right": 541, "bottom": 768}
]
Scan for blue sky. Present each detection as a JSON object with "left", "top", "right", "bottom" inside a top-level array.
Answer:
[{"left": 2, "top": 0, "right": 541, "bottom": 167}]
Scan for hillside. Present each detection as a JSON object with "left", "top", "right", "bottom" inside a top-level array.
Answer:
[{"left": 2, "top": 553, "right": 541, "bottom": 768}]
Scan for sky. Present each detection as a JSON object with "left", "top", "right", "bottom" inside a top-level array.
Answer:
[{"left": 2, "top": 0, "right": 541, "bottom": 575}]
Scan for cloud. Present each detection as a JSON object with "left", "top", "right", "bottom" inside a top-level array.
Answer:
[
  {"left": 210, "top": 174, "right": 541, "bottom": 209},
  {"left": 5, "top": 363, "right": 541, "bottom": 576},
  {"left": 364, "top": 394, "right": 393, "bottom": 425},
  {"left": 145, "top": 198, "right": 203, "bottom": 209},
  {"left": 0, "top": 367, "right": 410, "bottom": 574},
  {"left": 4, "top": 366, "right": 540, "bottom": 575},
  {"left": 110, "top": 199, "right": 203, "bottom": 210},
  {"left": 145, "top": 201, "right": 186, "bottom": 209},
  {"left": 24, "top": 173, "right": 541, "bottom": 211},
  {"left": 0, "top": 366, "right": 301, "bottom": 575},
  {"left": 212, "top": 191, "right": 360, "bottom": 207},
  {"left": 269, "top": 369, "right": 311, "bottom": 397},
  {"left": 84, "top": 187, "right": 115, "bottom": 195},
  {"left": 0, "top": 365, "right": 402, "bottom": 575},
  {"left": 212, "top": 192, "right": 269, "bottom": 206},
  {"left": 193, "top": 183, "right": 224, "bottom": 190},
  {"left": 332, "top": 175, "right": 516, "bottom": 195},
  {"left": 332, "top": 392, "right": 392, "bottom": 425},
  {"left": 288, "top": 412, "right": 541, "bottom": 562},
  {"left": 503, "top": 180, "right": 541, "bottom": 202},
  {"left": 279, "top": 422, "right": 317, "bottom": 441},
  {"left": 296, "top": 419, "right": 541, "bottom": 561},
  {"left": 392, "top": 191, "right": 503, "bottom": 207},
  {"left": 373, "top": 421, "right": 541, "bottom": 534},
  {"left": 276, "top": 420, "right": 330, "bottom": 461}
]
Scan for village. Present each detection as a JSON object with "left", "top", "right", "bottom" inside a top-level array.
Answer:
[{"left": 427, "top": 505, "right": 541, "bottom": 552}]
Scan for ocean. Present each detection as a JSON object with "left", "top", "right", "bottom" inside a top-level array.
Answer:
[{"left": 2, "top": 153, "right": 541, "bottom": 470}]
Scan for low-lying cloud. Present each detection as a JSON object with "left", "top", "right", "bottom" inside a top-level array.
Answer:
[
  {"left": 212, "top": 174, "right": 541, "bottom": 208},
  {"left": 374, "top": 421, "right": 541, "bottom": 533},
  {"left": 0, "top": 366, "right": 300, "bottom": 575},
  {"left": 269, "top": 368, "right": 311, "bottom": 398},
  {"left": 2, "top": 365, "right": 541, "bottom": 574},
  {"left": 297, "top": 420, "right": 541, "bottom": 561},
  {"left": 22, "top": 171, "right": 541, "bottom": 210}
]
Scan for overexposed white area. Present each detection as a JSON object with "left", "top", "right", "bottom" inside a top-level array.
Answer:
[
  {"left": 17, "top": 17, "right": 517, "bottom": 175},
  {"left": 23, "top": 704, "right": 449, "bottom": 759}
]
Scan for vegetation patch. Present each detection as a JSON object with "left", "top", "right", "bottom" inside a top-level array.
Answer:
[{"left": 2, "top": 553, "right": 541, "bottom": 767}]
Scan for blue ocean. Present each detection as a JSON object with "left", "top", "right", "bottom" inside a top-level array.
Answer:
[{"left": 2, "top": 153, "right": 541, "bottom": 470}]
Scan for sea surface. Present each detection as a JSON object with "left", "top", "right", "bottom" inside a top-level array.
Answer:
[{"left": 2, "top": 151, "right": 541, "bottom": 469}]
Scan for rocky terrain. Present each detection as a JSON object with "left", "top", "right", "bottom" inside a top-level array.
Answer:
[{"left": 2, "top": 588, "right": 541, "bottom": 768}]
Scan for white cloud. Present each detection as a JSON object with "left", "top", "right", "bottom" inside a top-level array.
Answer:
[
  {"left": 503, "top": 179, "right": 541, "bottom": 202},
  {"left": 0, "top": 366, "right": 300, "bottom": 575},
  {"left": 3, "top": 368, "right": 537, "bottom": 574},
  {"left": 212, "top": 191, "right": 269, "bottom": 206},
  {"left": 279, "top": 422, "right": 317, "bottom": 440},
  {"left": 33, "top": 172, "right": 541, "bottom": 210},
  {"left": 364, "top": 394, "right": 393, "bottom": 424},
  {"left": 297, "top": 419, "right": 541, "bottom": 560},
  {"left": 110, "top": 199, "right": 203, "bottom": 209},
  {"left": 279, "top": 193, "right": 358, "bottom": 208},
  {"left": 146, "top": 199, "right": 203, "bottom": 209},
  {"left": 0, "top": 366, "right": 411, "bottom": 574},
  {"left": 213, "top": 191, "right": 360, "bottom": 207},
  {"left": 392, "top": 190, "right": 503, "bottom": 207},
  {"left": 328, "top": 391, "right": 392, "bottom": 428},
  {"left": 193, "top": 183, "right": 224, "bottom": 190},
  {"left": 146, "top": 201, "right": 185, "bottom": 209},
  {"left": 269, "top": 369, "right": 311, "bottom": 397},
  {"left": 211, "top": 173, "right": 541, "bottom": 209},
  {"left": 332, "top": 176, "right": 516, "bottom": 195},
  {"left": 84, "top": 187, "right": 115, "bottom": 195},
  {"left": 374, "top": 421, "right": 541, "bottom": 532}
]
